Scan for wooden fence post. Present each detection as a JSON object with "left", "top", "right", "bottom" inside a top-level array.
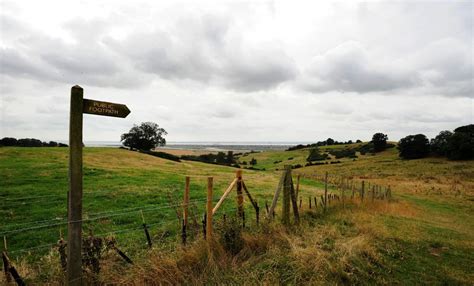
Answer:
[
  {"left": 182, "top": 176, "right": 190, "bottom": 245},
  {"left": 361, "top": 180, "right": 365, "bottom": 202},
  {"left": 2, "top": 251, "right": 11, "bottom": 283},
  {"left": 324, "top": 172, "right": 328, "bottom": 212},
  {"left": 295, "top": 174, "right": 301, "bottom": 199},
  {"left": 281, "top": 166, "right": 291, "bottom": 225},
  {"left": 372, "top": 186, "right": 375, "bottom": 203},
  {"left": 141, "top": 211, "right": 152, "bottom": 248},
  {"left": 206, "top": 177, "right": 213, "bottom": 240},
  {"left": 268, "top": 169, "right": 285, "bottom": 220},
  {"left": 289, "top": 171, "right": 300, "bottom": 224},
  {"left": 236, "top": 170, "right": 244, "bottom": 219},
  {"left": 183, "top": 176, "right": 190, "bottom": 228}
]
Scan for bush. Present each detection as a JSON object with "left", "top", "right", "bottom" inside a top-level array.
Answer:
[
  {"left": 17, "top": 138, "right": 43, "bottom": 147},
  {"left": 0, "top": 137, "right": 18, "bottom": 146},
  {"left": 398, "top": 134, "right": 430, "bottom": 159},
  {"left": 446, "top": 124, "right": 474, "bottom": 160},
  {"left": 430, "top": 130, "right": 453, "bottom": 156},
  {"left": 139, "top": 150, "right": 181, "bottom": 162},
  {"left": 371, "top": 133, "right": 388, "bottom": 152},
  {"left": 328, "top": 148, "right": 356, "bottom": 159},
  {"left": 306, "top": 147, "right": 328, "bottom": 162},
  {"left": 219, "top": 216, "right": 244, "bottom": 255}
]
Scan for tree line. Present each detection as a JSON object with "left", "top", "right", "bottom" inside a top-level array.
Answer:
[
  {"left": 0, "top": 137, "right": 68, "bottom": 147},
  {"left": 398, "top": 124, "right": 473, "bottom": 160}
]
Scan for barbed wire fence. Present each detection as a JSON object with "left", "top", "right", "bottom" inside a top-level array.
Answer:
[{"left": 1, "top": 169, "right": 393, "bottom": 284}]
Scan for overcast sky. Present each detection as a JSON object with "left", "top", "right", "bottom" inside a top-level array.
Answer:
[{"left": 0, "top": 0, "right": 472, "bottom": 142}]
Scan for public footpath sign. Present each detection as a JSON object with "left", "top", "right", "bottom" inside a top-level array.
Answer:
[
  {"left": 83, "top": 99, "right": 131, "bottom": 118},
  {"left": 67, "top": 85, "right": 130, "bottom": 286}
]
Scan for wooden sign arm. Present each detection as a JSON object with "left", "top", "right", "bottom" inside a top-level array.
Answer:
[
  {"left": 241, "top": 180, "right": 258, "bottom": 211},
  {"left": 212, "top": 178, "right": 238, "bottom": 215}
]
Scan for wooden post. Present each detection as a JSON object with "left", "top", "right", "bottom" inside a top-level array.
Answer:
[
  {"left": 140, "top": 211, "right": 152, "bottom": 248},
  {"left": 242, "top": 180, "right": 259, "bottom": 212},
  {"left": 342, "top": 179, "right": 345, "bottom": 209},
  {"left": 309, "top": 197, "right": 312, "bottom": 209},
  {"left": 281, "top": 166, "right": 291, "bottom": 225},
  {"left": 361, "top": 180, "right": 365, "bottom": 202},
  {"left": 289, "top": 172, "right": 300, "bottom": 223},
  {"left": 202, "top": 214, "right": 206, "bottom": 239},
  {"left": 268, "top": 169, "right": 285, "bottom": 220},
  {"left": 67, "top": 85, "right": 83, "bottom": 286},
  {"left": 324, "top": 172, "right": 328, "bottom": 212},
  {"left": 236, "top": 170, "right": 244, "bottom": 219},
  {"left": 2, "top": 251, "right": 11, "bottom": 283},
  {"left": 314, "top": 197, "right": 317, "bottom": 209},
  {"left": 183, "top": 176, "right": 190, "bottom": 227},
  {"left": 351, "top": 181, "right": 355, "bottom": 199},
  {"left": 295, "top": 174, "right": 301, "bottom": 199},
  {"left": 255, "top": 203, "right": 260, "bottom": 225},
  {"left": 372, "top": 186, "right": 375, "bottom": 202},
  {"left": 206, "top": 177, "right": 213, "bottom": 240}
]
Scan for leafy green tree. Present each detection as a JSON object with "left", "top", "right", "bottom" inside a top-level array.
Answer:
[
  {"left": 446, "top": 124, "right": 474, "bottom": 160},
  {"left": 307, "top": 147, "right": 327, "bottom": 162},
  {"left": 121, "top": 122, "right": 167, "bottom": 151},
  {"left": 0, "top": 137, "right": 18, "bottom": 146},
  {"left": 249, "top": 158, "right": 257, "bottom": 166},
  {"left": 398, "top": 134, "right": 430, "bottom": 159},
  {"left": 372, "top": 133, "right": 388, "bottom": 152},
  {"left": 326, "top": 138, "right": 335, "bottom": 145},
  {"left": 430, "top": 130, "right": 453, "bottom": 156}
]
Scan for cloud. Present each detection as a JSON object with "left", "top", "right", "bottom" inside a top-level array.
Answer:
[
  {"left": 298, "top": 38, "right": 472, "bottom": 98},
  {"left": 109, "top": 12, "right": 297, "bottom": 92},
  {"left": 298, "top": 41, "right": 416, "bottom": 93}
]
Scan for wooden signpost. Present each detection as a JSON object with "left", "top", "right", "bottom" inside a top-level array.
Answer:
[{"left": 67, "top": 85, "right": 130, "bottom": 286}]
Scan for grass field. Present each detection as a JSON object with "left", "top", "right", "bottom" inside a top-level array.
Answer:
[{"left": 1, "top": 146, "right": 473, "bottom": 284}]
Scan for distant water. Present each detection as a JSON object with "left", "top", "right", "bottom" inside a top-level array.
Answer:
[{"left": 83, "top": 141, "right": 311, "bottom": 152}]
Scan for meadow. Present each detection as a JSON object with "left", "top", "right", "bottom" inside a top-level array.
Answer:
[{"left": 0, "top": 145, "right": 473, "bottom": 284}]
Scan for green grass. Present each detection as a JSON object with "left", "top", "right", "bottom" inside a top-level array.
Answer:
[{"left": 1, "top": 146, "right": 473, "bottom": 284}]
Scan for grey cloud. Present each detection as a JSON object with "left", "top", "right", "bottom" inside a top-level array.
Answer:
[
  {"left": 0, "top": 15, "right": 147, "bottom": 89},
  {"left": 109, "top": 13, "right": 296, "bottom": 92},
  {"left": 299, "top": 37, "right": 472, "bottom": 97},
  {"left": 299, "top": 41, "right": 416, "bottom": 93}
]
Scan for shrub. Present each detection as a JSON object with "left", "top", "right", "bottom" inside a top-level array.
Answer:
[
  {"left": 446, "top": 124, "right": 474, "bottom": 160},
  {"left": 307, "top": 147, "right": 328, "bottom": 162},
  {"left": 371, "top": 133, "right": 388, "bottom": 152},
  {"left": 398, "top": 134, "right": 430, "bottom": 159},
  {"left": 219, "top": 216, "right": 244, "bottom": 255},
  {"left": 0, "top": 137, "right": 18, "bottom": 146},
  {"left": 430, "top": 130, "right": 453, "bottom": 156},
  {"left": 140, "top": 150, "right": 181, "bottom": 162}
]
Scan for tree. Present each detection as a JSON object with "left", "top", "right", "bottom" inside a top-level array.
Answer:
[
  {"left": 398, "top": 134, "right": 430, "bottom": 159},
  {"left": 216, "top": 152, "right": 226, "bottom": 164},
  {"left": 326, "top": 138, "right": 335, "bottom": 145},
  {"left": 226, "top": 151, "right": 234, "bottom": 164},
  {"left": 446, "top": 124, "right": 474, "bottom": 160},
  {"left": 307, "top": 147, "right": 327, "bottom": 162},
  {"left": 121, "top": 122, "right": 167, "bottom": 151},
  {"left": 372, "top": 133, "right": 388, "bottom": 152},
  {"left": 249, "top": 158, "right": 257, "bottom": 166},
  {"left": 430, "top": 130, "right": 453, "bottom": 156},
  {"left": 0, "top": 137, "right": 18, "bottom": 146}
]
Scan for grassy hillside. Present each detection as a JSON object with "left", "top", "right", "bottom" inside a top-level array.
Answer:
[{"left": 1, "top": 146, "right": 473, "bottom": 284}]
